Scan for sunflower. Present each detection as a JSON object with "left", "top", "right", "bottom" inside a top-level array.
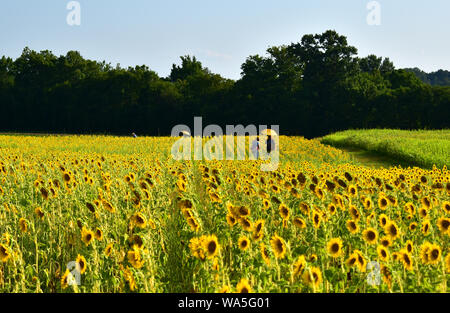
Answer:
[
  {"left": 312, "top": 210, "right": 321, "bottom": 229},
  {"left": 132, "top": 212, "right": 147, "bottom": 229},
  {"left": 293, "top": 217, "right": 306, "bottom": 229},
  {"left": 62, "top": 171, "right": 72, "bottom": 183},
  {"left": 445, "top": 254, "right": 450, "bottom": 273},
  {"left": 309, "top": 254, "right": 318, "bottom": 262},
  {"left": 366, "top": 212, "right": 375, "bottom": 224},
  {"left": 442, "top": 201, "right": 450, "bottom": 214},
  {"left": 270, "top": 234, "right": 287, "bottom": 259},
  {"left": 399, "top": 249, "right": 414, "bottom": 271},
  {"left": 86, "top": 202, "right": 96, "bottom": 214},
  {"left": 260, "top": 243, "right": 271, "bottom": 266},
  {"left": 76, "top": 254, "right": 87, "bottom": 274},
  {"left": 327, "top": 203, "right": 337, "bottom": 215},
  {"left": 378, "top": 195, "right": 389, "bottom": 210},
  {"left": 346, "top": 254, "right": 357, "bottom": 268},
  {"left": 271, "top": 184, "right": 280, "bottom": 193},
  {"left": 61, "top": 269, "right": 71, "bottom": 289},
  {"left": 379, "top": 236, "right": 392, "bottom": 247},
  {"left": 129, "top": 234, "right": 143, "bottom": 249},
  {"left": 40, "top": 187, "right": 49, "bottom": 200},
  {"left": 326, "top": 238, "right": 343, "bottom": 258},
  {"left": 437, "top": 217, "right": 450, "bottom": 234},
  {"left": 127, "top": 247, "right": 144, "bottom": 269},
  {"left": 182, "top": 209, "right": 193, "bottom": 219},
  {"left": 226, "top": 213, "right": 237, "bottom": 227},
  {"left": 363, "top": 198, "right": 373, "bottom": 210},
  {"left": 122, "top": 266, "right": 136, "bottom": 291},
  {"left": 218, "top": 285, "right": 230, "bottom": 293},
  {"left": 189, "top": 237, "right": 206, "bottom": 260},
  {"left": 35, "top": 207, "right": 44, "bottom": 219},
  {"left": 346, "top": 220, "right": 359, "bottom": 234},
  {"left": 104, "top": 243, "right": 113, "bottom": 257},
  {"left": 279, "top": 204, "right": 290, "bottom": 220},
  {"left": 384, "top": 221, "right": 400, "bottom": 240},
  {"left": 421, "top": 196, "right": 431, "bottom": 209},
  {"left": 349, "top": 205, "right": 360, "bottom": 221},
  {"left": 203, "top": 235, "right": 219, "bottom": 259},
  {"left": 421, "top": 219, "right": 431, "bottom": 236},
  {"left": 409, "top": 222, "right": 418, "bottom": 232},
  {"left": 236, "top": 278, "right": 252, "bottom": 293},
  {"left": 377, "top": 245, "right": 389, "bottom": 262},
  {"left": 262, "top": 198, "right": 270, "bottom": 210},
  {"left": 187, "top": 217, "right": 200, "bottom": 232},
  {"left": 238, "top": 236, "right": 250, "bottom": 251},
  {"left": 292, "top": 255, "right": 306, "bottom": 278},
  {"left": 418, "top": 207, "right": 428, "bottom": 218},
  {"left": 380, "top": 264, "right": 392, "bottom": 288},
  {"left": 102, "top": 200, "right": 116, "bottom": 213},
  {"left": 0, "top": 243, "right": 10, "bottom": 262},
  {"left": 405, "top": 240, "right": 414, "bottom": 254},
  {"left": 19, "top": 218, "right": 28, "bottom": 233},
  {"left": 347, "top": 250, "right": 366, "bottom": 272},
  {"left": 348, "top": 184, "right": 358, "bottom": 197},
  {"left": 362, "top": 228, "right": 378, "bottom": 245},
  {"left": 253, "top": 219, "right": 265, "bottom": 236},
  {"left": 378, "top": 214, "right": 388, "bottom": 228},
  {"left": 404, "top": 202, "right": 416, "bottom": 215},
  {"left": 81, "top": 227, "right": 94, "bottom": 246},
  {"left": 236, "top": 205, "right": 250, "bottom": 218},
  {"left": 314, "top": 186, "right": 324, "bottom": 200},
  {"left": 427, "top": 244, "right": 442, "bottom": 265},
  {"left": 420, "top": 242, "right": 432, "bottom": 264},
  {"left": 239, "top": 217, "right": 253, "bottom": 232},
  {"left": 94, "top": 228, "right": 103, "bottom": 241},
  {"left": 299, "top": 202, "right": 310, "bottom": 216},
  {"left": 302, "top": 267, "right": 322, "bottom": 289}
]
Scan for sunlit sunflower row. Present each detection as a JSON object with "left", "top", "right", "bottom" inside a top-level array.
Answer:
[{"left": 0, "top": 134, "right": 449, "bottom": 293}]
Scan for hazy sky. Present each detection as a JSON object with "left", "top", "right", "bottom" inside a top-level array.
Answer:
[{"left": 1, "top": 0, "right": 449, "bottom": 79}]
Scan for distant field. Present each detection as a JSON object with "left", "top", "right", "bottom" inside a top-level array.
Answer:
[{"left": 321, "top": 129, "right": 450, "bottom": 169}]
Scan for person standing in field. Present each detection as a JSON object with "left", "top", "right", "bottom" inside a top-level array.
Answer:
[
  {"left": 266, "top": 134, "right": 275, "bottom": 154},
  {"left": 251, "top": 136, "right": 260, "bottom": 159}
]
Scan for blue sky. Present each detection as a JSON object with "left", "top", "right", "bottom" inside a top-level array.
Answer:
[{"left": 1, "top": 0, "right": 449, "bottom": 79}]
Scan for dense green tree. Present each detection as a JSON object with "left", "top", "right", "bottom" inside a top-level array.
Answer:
[{"left": 0, "top": 31, "right": 448, "bottom": 137}]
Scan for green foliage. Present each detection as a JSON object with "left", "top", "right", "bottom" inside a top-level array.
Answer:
[{"left": 0, "top": 30, "right": 449, "bottom": 137}]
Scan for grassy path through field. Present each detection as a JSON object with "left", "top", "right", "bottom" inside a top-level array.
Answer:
[
  {"left": 321, "top": 129, "right": 450, "bottom": 169},
  {"left": 338, "top": 146, "right": 416, "bottom": 169}
]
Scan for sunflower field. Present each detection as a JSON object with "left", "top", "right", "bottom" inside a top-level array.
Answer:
[{"left": 0, "top": 134, "right": 449, "bottom": 293}]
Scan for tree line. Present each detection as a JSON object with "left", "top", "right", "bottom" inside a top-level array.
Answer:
[
  {"left": 0, "top": 30, "right": 449, "bottom": 138},
  {"left": 404, "top": 68, "right": 450, "bottom": 86}
]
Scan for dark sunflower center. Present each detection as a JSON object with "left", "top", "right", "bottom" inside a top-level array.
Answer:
[
  {"left": 331, "top": 243, "right": 339, "bottom": 253},
  {"left": 276, "top": 240, "right": 283, "bottom": 252},
  {"left": 431, "top": 249, "right": 439, "bottom": 259},
  {"left": 208, "top": 241, "right": 217, "bottom": 253},
  {"left": 390, "top": 226, "right": 397, "bottom": 236}
]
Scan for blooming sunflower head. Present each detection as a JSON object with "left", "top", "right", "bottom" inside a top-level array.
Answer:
[
  {"left": 326, "top": 238, "right": 343, "bottom": 258},
  {"left": 270, "top": 234, "right": 287, "bottom": 259}
]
